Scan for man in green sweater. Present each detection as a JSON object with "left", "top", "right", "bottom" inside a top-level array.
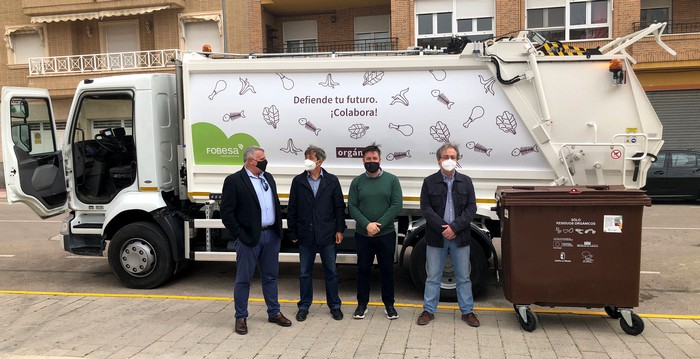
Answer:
[{"left": 348, "top": 143, "right": 403, "bottom": 320}]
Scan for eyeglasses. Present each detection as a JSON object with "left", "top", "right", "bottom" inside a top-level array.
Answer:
[{"left": 260, "top": 177, "right": 269, "bottom": 191}]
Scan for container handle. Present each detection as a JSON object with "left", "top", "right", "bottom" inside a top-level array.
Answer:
[{"left": 511, "top": 186, "right": 535, "bottom": 190}]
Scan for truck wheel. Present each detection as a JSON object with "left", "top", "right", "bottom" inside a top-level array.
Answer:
[
  {"left": 108, "top": 222, "right": 175, "bottom": 289},
  {"left": 409, "top": 238, "right": 487, "bottom": 302}
]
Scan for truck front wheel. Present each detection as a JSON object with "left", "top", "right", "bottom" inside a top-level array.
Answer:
[
  {"left": 108, "top": 222, "right": 175, "bottom": 289},
  {"left": 409, "top": 237, "right": 487, "bottom": 302}
]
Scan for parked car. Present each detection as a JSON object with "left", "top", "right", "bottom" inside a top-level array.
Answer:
[{"left": 643, "top": 149, "right": 700, "bottom": 200}]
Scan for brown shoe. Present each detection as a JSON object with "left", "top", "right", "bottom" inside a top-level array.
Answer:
[
  {"left": 417, "top": 311, "right": 434, "bottom": 325},
  {"left": 268, "top": 312, "right": 292, "bottom": 327},
  {"left": 235, "top": 318, "right": 247, "bottom": 335},
  {"left": 462, "top": 312, "right": 480, "bottom": 327}
]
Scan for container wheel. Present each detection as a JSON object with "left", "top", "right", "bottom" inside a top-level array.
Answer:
[
  {"left": 620, "top": 313, "right": 645, "bottom": 336},
  {"left": 604, "top": 305, "right": 622, "bottom": 319},
  {"left": 517, "top": 308, "right": 538, "bottom": 332}
]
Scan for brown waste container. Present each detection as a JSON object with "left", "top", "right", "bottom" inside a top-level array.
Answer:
[{"left": 496, "top": 185, "right": 650, "bottom": 335}]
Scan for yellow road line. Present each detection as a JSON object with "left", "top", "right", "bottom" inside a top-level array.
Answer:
[{"left": 1, "top": 290, "right": 699, "bottom": 320}]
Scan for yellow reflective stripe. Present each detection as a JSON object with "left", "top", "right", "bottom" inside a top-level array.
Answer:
[
  {"left": 2, "top": 290, "right": 698, "bottom": 320},
  {"left": 139, "top": 187, "right": 158, "bottom": 192}
]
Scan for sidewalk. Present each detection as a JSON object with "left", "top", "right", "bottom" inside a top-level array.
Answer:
[{"left": 0, "top": 292, "right": 698, "bottom": 358}]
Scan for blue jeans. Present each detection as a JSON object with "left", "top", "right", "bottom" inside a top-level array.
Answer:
[
  {"left": 423, "top": 238, "right": 474, "bottom": 314},
  {"left": 298, "top": 243, "right": 341, "bottom": 310},
  {"left": 234, "top": 229, "right": 281, "bottom": 319}
]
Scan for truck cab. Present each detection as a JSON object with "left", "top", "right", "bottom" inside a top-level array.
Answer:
[{"left": 2, "top": 75, "right": 186, "bottom": 288}]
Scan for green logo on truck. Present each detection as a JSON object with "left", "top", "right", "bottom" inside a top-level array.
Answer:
[{"left": 191, "top": 122, "right": 259, "bottom": 165}]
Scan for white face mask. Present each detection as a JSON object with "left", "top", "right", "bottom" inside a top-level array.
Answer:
[
  {"left": 441, "top": 159, "right": 457, "bottom": 172},
  {"left": 303, "top": 159, "right": 317, "bottom": 171}
]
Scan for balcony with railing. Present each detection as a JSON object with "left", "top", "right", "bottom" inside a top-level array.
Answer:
[
  {"left": 26, "top": 49, "right": 182, "bottom": 97},
  {"left": 29, "top": 49, "right": 181, "bottom": 76},
  {"left": 633, "top": 19, "right": 700, "bottom": 34},
  {"left": 265, "top": 37, "right": 399, "bottom": 54}
]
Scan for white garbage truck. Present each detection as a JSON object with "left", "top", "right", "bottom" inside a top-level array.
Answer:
[{"left": 2, "top": 24, "right": 673, "bottom": 298}]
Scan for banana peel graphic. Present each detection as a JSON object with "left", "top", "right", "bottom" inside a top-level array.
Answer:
[
  {"left": 280, "top": 138, "right": 302, "bottom": 155},
  {"left": 319, "top": 73, "right": 340, "bottom": 89}
]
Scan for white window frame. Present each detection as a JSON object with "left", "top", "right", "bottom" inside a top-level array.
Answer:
[
  {"left": 526, "top": 7, "right": 566, "bottom": 39},
  {"left": 456, "top": 17, "right": 495, "bottom": 37},
  {"left": 416, "top": 12, "right": 454, "bottom": 39},
  {"left": 179, "top": 12, "right": 223, "bottom": 52},
  {"left": 568, "top": 0, "right": 611, "bottom": 39},
  {"left": 415, "top": 0, "right": 496, "bottom": 46},
  {"left": 526, "top": 0, "right": 612, "bottom": 42},
  {"left": 4, "top": 25, "right": 47, "bottom": 66}
]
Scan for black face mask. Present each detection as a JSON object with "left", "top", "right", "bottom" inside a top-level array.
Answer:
[
  {"left": 364, "top": 161, "right": 380, "bottom": 173},
  {"left": 255, "top": 159, "right": 268, "bottom": 172}
]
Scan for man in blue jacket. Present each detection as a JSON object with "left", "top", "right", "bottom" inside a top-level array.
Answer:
[
  {"left": 288, "top": 145, "right": 347, "bottom": 321},
  {"left": 416, "top": 142, "right": 480, "bottom": 327}
]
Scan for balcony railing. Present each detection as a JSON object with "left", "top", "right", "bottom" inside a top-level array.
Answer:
[
  {"left": 633, "top": 20, "right": 700, "bottom": 34},
  {"left": 265, "top": 37, "right": 399, "bottom": 54},
  {"left": 28, "top": 49, "right": 182, "bottom": 76}
]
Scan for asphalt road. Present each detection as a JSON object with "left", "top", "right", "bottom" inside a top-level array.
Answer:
[{"left": 0, "top": 199, "right": 698, "bottom": 318}]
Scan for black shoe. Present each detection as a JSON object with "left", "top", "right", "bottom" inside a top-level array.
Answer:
[
  {"left": 234, "top": 318, "right": 247, "bottom": 335},
  {"left": 385, "top": 306, "right": 399, "bottom": 320},
  {"left": 330, "top": 308, "right": 343, "bottom": 320},
  {"left": 296, "top": 308, "right": 309, "bottom": 322},
  {"left": 268, "top": 312, "right": 292, "bottom": 327},
  {"left": 352, "top": 304, "right": 368, "bottom": 319}
]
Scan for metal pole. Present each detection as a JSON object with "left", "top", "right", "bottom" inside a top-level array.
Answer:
[{"left": 221, "top": 0, "right": 228, "bottom": 52}]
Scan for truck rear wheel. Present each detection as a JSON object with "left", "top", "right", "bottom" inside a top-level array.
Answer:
[
  {"left": 108, "top": 222, "right": 175, "bottom": 289},
  {"left": 409, "top": 237, "right": 487, "bottom": 302}
]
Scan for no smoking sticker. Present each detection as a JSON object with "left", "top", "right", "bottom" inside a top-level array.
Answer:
[{"left": 611, "top": 149, "right": 622, "bottom": 159}]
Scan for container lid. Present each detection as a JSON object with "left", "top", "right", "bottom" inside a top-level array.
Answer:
[{"left": 495, "top": 185, "right": 651, "bottom": 206}]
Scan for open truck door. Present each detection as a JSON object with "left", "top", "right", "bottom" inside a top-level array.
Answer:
[{"left": 1, "top": 87, "right": 67, "bottom": 218}]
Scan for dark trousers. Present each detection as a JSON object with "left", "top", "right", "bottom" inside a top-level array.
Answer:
[
  {"left": 234, "top": 229, "right": 281, "bottom": 319},
  {"left": 298, "top": 243, "right": 341, "bottom": 310},
  {"left": 355, "top": 231, "right": 396, "bottom": 307}
]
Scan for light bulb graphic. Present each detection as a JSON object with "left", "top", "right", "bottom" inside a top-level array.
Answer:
[
  {"left": 463, "top": 106, "right": 485, "bottom": 128},
  {"left": 276, "top": 73, "right": 294, "bottom": 90},
  {"left": 430, "top": 69, "right": 447, "bottom": 81},
  {"left": 388, "top": 123, "right": 414, "bottom": 136},
  {"left": 208, "top": 80, "right": 227, "bottom": 100}
]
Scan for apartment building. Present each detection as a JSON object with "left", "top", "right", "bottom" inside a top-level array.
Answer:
[{"left": 1, "top": 0, "right": 699, "bottom": 177}]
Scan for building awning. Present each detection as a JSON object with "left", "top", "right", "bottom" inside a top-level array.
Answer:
[
  {"left": 30, "top": 5, "right": 171, "bottom": 23},
  {"left": 4, "top": 25, "right": 44, "bottom": 50}
]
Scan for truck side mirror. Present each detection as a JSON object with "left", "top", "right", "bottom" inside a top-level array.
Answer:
[
  {"left": 10, "top": 99, "right": 29, "bottom": 120},
  {"left": 11, "top": 123, "right": 32, "bottom": 153}
]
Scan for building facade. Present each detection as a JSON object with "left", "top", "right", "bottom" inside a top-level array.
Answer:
[{"left": 1, "top": 0, "right": 699, "bottom": 176}]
